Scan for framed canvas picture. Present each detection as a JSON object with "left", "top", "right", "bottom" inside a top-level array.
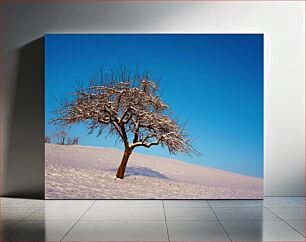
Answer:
[{"left": 45, "top": 34, "right": 263, "bottom": 199}]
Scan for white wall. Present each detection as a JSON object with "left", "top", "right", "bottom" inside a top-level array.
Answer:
[{"left": 2, "top": 1, "right": 305, "bottom": 197}]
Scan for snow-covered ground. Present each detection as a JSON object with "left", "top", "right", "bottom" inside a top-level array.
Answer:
[{"left": 45, "top": 143, "right": 263, "bottom": 199}]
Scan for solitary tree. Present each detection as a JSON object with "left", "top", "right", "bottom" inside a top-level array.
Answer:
[{"left": 51, "top": 69, "right": 198, "bottom": 179}]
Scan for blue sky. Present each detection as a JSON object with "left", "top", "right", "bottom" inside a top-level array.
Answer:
[{"left": 45, "top": 34, "right": 263, "bottom": 178}]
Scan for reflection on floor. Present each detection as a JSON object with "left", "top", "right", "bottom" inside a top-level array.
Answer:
[{"left": 0, "top": 197, "right": 305, "bottom": 241}]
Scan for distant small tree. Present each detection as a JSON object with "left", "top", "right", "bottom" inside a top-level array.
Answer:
[
  {"left": 54, "top": 129, "right": 68, "bottom": 145},
  {"left": 71, "top": 137, "right": 79, "bottom": 145},
  {"left": 45, "top": 136, "right": 51, "bottom": 143},
  {"left": 66, "top": 136, "right": 79, "bottom": 145},
  {"left": 51, "top": 68, "right": 199, "bottom": 179},
  {"left": 66, "top": 137, "right": 73, "bottom": 145}
]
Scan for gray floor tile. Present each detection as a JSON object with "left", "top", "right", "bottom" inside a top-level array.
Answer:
[
  {"left": 167, "top": 220, "right": 230, "bottom": 241},
  {"left": 264, "top": 197, "right": 304, "bottom": 207},
  {"left": 268, "top": 207, "right": 305, "bottom": 220},
  {"left": 0, "top": 220, "right": 20, "bottom": 233},
  {"left": 163, "top": 200, "right": 209, "bottom": 208},
  {"left": 0, "top": 220, "right": 21, "bottom": 241},
  {"left": 1, "top": 198, "right": 46, "bottom": 208},
  {"left": 1, "top": 220, "right": 75, "bottom": 241},
  {"left": 208, "top": 199, "right": 263, "bottom": 208},
  {"left": 221, "top": 220, "right": 305, "bottom": 241},
  {"left": 286, "top": 220, "right": 305, "bottom": 236},
  {"left": 26, "top": 207, "right": 88, "bottom": 220},
  {"left": 92, "top": 200, "right": 163, "bottom": 208},
  {"left": 212, "top": 207, "right": 279, "bottom": 220},
  {"left": 291, "top": 197, "right": 305, "bottom": 205},
  {"left": 165, "top": 207, "right": 217, "bottom": 221},
  {"left": 81, "top": 207, "right": 165, "bottom": 221},
  {"left": 0, "top": 220, "right": 20, "bottom": 227},
  {"left": 63, "top": 220, "right": 168, "bottom": 241},
  {"left": 46, "top": 200, "right": 94, "bottom": 208},
  {"left": 0, "top": 207, "right": 40, "bottom": 220}
]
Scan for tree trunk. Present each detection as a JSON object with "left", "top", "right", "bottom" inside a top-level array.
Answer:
[{"left": 116, "top": 148, "right": 132, "bottom": 179}]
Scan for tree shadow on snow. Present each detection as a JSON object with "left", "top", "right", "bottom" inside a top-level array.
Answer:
[{"left": 112, "top": 167, "right": 169, "bottom": 179}]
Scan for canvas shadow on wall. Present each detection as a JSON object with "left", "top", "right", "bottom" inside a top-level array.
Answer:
[{"left": 4, "top": 38, "right": 45, "bottom": 199}]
